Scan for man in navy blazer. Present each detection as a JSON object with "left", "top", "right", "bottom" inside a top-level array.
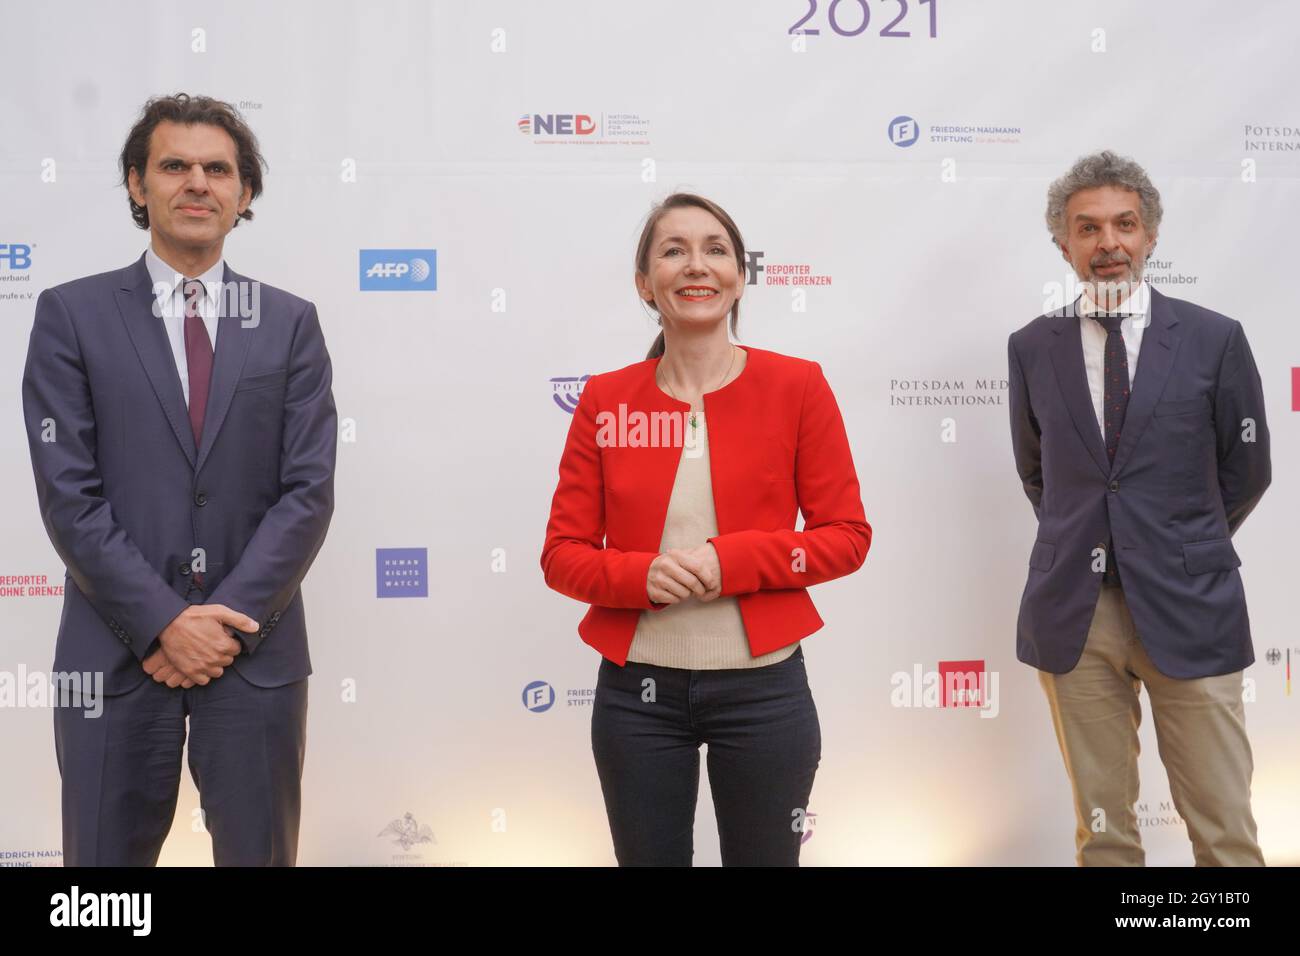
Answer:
[
  {"left": 1008, "top": 151, "right": 1269, "bottom": 866},
  {"left": 21, "top": 94, "right": 336, "bottom": 866}
]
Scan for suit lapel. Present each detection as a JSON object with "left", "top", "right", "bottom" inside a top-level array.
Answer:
[
  {"left": 1047, "top": 309, "right": 1110, "bottom": 478},
  {"left": 194, "top": 263, "right": 255, "bottom": 474},
  {"left": 1109, "top": 286, "right": 1182, "bottom": 476},
  {"left": 116, "top": 253, "right": 197, "bottom": 468}
]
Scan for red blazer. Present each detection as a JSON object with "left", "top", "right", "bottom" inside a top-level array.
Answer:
[{"left": 542, "top": 344, "right": 871, "bottom": 664}]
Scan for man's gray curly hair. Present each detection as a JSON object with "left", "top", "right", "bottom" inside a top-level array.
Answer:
[{"left": 1045, "top": 150, "right": 1162, "bottom": 246}]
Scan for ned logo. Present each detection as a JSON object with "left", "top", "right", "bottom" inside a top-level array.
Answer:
[
  {"left": 518, "top": 113, "right": 597, "bottom": 136},
  {"left": 359, "top": 249, "right": 437, "bottom": 291}
]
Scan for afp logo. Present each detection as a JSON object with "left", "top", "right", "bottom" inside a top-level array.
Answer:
[
  {"left": 0, "top": 243, "right": 33, "bottom": 270},
  {"left": 359, "top": 249, "right": 437, "bottom": 291}
]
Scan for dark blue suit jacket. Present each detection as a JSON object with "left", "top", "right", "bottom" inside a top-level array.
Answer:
[
  {"left": 22, "top": 253, "right": 337, "bottom": 695},
  {"left": 1008, "top": 286, "right": 1270, "bottom": 679}
]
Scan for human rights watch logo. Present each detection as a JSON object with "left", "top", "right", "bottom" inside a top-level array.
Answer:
[
  {"left": 376, "top": 548, "right": 428, "bottom": 598},
  {"left": 359, "top": 249, "right": 437, "bottom": 291}
]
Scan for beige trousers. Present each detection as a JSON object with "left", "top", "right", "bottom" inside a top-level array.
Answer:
[{"left": 1038, "top": 584, "right": 1264, "bottom": 866}]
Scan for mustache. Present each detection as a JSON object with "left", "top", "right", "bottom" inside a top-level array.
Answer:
[{"left": 1090, "top": 251, "right": 1132, "bottom": 267}]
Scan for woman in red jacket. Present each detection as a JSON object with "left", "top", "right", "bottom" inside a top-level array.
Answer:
[{"left": 541, "top": 192, "right": 871, "bottom": 866}]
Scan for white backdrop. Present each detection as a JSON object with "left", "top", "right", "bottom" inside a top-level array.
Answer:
[{"left": 1, "top": 0, "right": 1297, "bottom": 866}]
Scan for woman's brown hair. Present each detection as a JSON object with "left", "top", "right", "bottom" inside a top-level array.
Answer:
[{"left": 635, "top": 193, "right": 746, "bottom": 359}]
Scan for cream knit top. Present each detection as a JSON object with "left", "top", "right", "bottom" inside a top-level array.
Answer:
[{"left": 626, "top": 409, "right": 798, "bottom": 670}]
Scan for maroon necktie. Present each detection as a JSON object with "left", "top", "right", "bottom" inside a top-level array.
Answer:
[{"left": 183, "top": 278, "right": 213, "bottom": 444}]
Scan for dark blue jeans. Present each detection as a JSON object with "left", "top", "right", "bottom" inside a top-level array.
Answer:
[{"left": 591, "top": 645, "right": 821, "bottom": 866}]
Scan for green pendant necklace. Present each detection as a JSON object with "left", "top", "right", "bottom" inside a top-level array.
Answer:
[{"left": 657, "top": 345, "right": 737, "bottom": 438}]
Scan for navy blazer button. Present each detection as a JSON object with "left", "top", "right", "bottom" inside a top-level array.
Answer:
[
  {"left": 1108, "top": 481, "right": 1120, "bottom": 492},
  {"left": 194, "top": 492, "right": 208, "bottom": 506},
  {"left": 179, "top": 563, "right": 192, "bottom": 576}
]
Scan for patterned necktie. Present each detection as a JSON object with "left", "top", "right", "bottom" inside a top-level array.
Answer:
[
  {"left": 1092, "top": 312, "right": 1129, "bottom": 586},
  {"left": 183, "top": 278, "right": 214, "bottom": 445},
  {"left": 1091, "top": 313, "right": 1130, "bottom": 462}
]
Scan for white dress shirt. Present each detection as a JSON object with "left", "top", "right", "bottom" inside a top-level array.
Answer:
[
  {"left": 144, "top": 247, "right": 224, "bottom": 407},
  {"left": 1077, "top": 278, "right": 1150, "bottom": 434}
]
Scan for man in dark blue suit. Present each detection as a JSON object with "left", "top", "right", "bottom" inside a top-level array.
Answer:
[
  {"left": 1008, "top": 151, "right": 1269, "bottom": 866},
  {"left": 22, "top": 94, "right": 336, "bottom": 865}
]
